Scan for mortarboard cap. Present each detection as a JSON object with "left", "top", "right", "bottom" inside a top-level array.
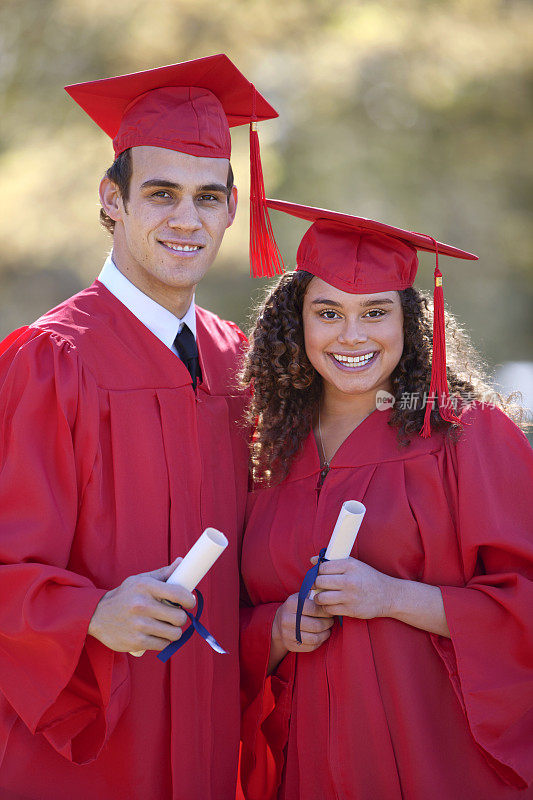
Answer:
[
  {"left": 65, "top": 54, "right": 284, "bottom": 278},
  {"left": 266, "top": 198, "right": 479, "bottom": 437}
]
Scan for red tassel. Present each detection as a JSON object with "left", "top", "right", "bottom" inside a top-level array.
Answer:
[
  {"left": 249, "top": 95, "right": 284, "bottom": 278},
  {"left": 420, "top": 241, "right": 461, "bottom": 438}
]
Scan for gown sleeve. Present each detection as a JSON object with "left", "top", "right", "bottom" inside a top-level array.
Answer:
[
  {"left": 432, "top": 404, "right": 533, "bottom": 788},
  {"left": 0, "top": 326, "right": 29, "bottom": 356},
  {"left": 239, "top": 487, "right": 297, "bottom": 800},
  {"left": 0, "top": 329, "right": 130, "bottom": 765},
  {"left": 240, "top": 597, "right": 296, "bottom": 800}
]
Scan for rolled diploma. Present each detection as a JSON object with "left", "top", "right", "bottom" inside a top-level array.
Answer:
[
  {"left": 309, "top": 500, "right": 366, "bottom": 598},
  {"left": 130, "top": 527, "right": 228, "bottom": 656}
]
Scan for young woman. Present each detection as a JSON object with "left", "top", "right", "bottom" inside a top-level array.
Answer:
[{"left": 239, "top": 201, "right": 533, "bottom": 800}]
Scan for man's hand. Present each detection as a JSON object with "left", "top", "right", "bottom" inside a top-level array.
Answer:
[{"left": 88, "top": 559, "right": 197, "bottom": 653}]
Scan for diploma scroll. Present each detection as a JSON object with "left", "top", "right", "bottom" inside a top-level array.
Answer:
[
  {"left": 130, "top": 527, "right": 228, "bottom": 657},
  {"left": 309, "top": 500, "right": 366, "bottom": 597},
  {"left": 166, "top": 527, "right": 228, "bottom": 592},
  {"left": 296, "top": 500, "right": 366, "bottom": 643}
]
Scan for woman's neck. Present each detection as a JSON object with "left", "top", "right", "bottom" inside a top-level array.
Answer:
[
  {"left": 314, "top": 389, "right": 383, "bottom": 469},
  {"left": 320, "top": 385, "right": 384, "bottom": 426}
]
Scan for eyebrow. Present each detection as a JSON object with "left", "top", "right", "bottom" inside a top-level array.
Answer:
[
  {"left": 140, "top": 179, "right": 230, "bottom": 196},
  {"left": 311, "top": 298, "right": 343, "bottom": 307},
  {"left": 359, "top": 298, "right": 395, "bottom": 307},
  {"left": 311, "top": 297, "right": 395, "bottom": 307}
]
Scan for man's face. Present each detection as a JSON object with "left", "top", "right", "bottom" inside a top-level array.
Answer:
[{"left": 100, "top": 145, "right": 237, "bottom": 312}]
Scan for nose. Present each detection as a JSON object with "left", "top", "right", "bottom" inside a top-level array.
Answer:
[
  {"left": 337, "top": 317, "right": 367, "bottom": 346},
  {"left": 167, "top": 197, "right": 202, "bottom": 232}
]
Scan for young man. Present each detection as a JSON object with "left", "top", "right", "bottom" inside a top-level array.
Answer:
[{"left": 0, "top": 55, "right": 281, "bottom": 799}]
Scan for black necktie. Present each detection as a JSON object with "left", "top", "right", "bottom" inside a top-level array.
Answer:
[{"left": 174, "top": 324, "right": 202, "bottom": 387}]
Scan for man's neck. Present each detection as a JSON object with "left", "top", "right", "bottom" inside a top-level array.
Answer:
[{"left": 112, "top": 253, "right": 195, "bottom": 320}]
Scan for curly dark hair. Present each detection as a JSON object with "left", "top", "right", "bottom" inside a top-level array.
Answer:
[
  {"left": 240, "top": 270, "right": 522, "bottom": 482},
  {"left": 99, "top": 149, "right": 235, "bottom": 235}
]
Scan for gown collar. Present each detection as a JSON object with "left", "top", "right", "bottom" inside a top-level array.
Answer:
[
  {"left": 284, "top": 409, "right": 442, "bottom": 483},
  {"left": 98, "top": 254, "right": 197, "bottom": 352}
]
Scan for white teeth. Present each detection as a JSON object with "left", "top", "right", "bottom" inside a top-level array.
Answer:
[
  {"left": 332, "top": 352, "right": 375, "bottom": 366},
  {"left": 164, "top": 243, "right": 201, "bottom": 252}
]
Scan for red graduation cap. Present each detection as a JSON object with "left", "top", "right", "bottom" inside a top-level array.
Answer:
[
  {"left": 65, "top": 54, "right": 284, "bottom": 278},
  {"left": 266, "top": 198, "right": 479, "bottom": 437}
]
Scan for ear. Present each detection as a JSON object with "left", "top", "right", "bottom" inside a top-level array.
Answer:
[
  {"left": 226, "top": 185, "right": 238, "bottom": 228},
  {"left": 99, "top": 177, "right": 125, "bottom": 222}
]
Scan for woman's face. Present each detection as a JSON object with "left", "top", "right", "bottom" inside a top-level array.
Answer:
[{"left": 302, "top": 277, "right": 404, "bottom": 402}]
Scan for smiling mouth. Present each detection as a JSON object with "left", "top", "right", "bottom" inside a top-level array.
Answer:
[
  {"left": 159, "top": 241, "right": 204, "bottom": 253},
  {"left": 330, "top": 351, "right": 378, "bottom": 368}
]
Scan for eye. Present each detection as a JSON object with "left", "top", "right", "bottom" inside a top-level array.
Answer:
[
  {"left": 151, "top": 190, "right": 172, "bottom": 200},
  {"left": 363, "top": 308, "right": 387, "bottom": 318},
  {"left": 197, "top": 193, "right": 223, "bottom": 203},
  {"left": 319, "top": 309, "right": 342, "bottom": 320}
]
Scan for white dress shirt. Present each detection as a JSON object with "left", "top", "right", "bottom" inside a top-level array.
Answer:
[{"left": 98, "top": 255, "right": 196, "bottom": 356}]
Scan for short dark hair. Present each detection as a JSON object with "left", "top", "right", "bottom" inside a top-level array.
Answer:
[
  {"left": 99, "top": 150, "right": 235, "bottom": 235},
  {"left": 99, "top": 149, "right": 133, "bottom": 234}
]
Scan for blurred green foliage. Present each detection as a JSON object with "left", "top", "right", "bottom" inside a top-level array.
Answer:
[{"left": 0, "top": 0, "right": 531, "bottom": 365}]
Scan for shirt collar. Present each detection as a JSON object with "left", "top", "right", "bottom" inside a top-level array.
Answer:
[{"left": 98, "top": 255, "right": 196, "bottom": 350}]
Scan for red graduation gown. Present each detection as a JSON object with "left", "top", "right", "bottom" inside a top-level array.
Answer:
[
  {"left": 0, "top": 281, "right": 249, "bottom": 800},
  {"left": 240, "top": 405, "right": 533, "bottom": 800}
]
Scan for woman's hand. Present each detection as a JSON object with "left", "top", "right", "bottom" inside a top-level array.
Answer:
[
  {"left": 312, "top": 556, "right": 450, "bottom": 637},
  {"left": 313, "top": 557, "right": 394, "bottom": 619},
  {"left": 268, "top": 593, "right": 334, "bottom": 673}
]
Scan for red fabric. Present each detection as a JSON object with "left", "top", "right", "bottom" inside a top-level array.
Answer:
[
  {"left": 115, "top": 86, "right": 232, "bottom": 159},
  {"left": 240, "top": 405, "right": 533, "bottom": 799},
  {"left": 0, "top": 327, "right": 29, "bottom": 357},
  {"left": 266, "top": 198, "right": 478, "bottom": 270},
  {"left": 297, "top": 222, "right": 419, "bottom": 293},
  {"left": 0, "top": 283, "right": 249, "bottom": 799},
  {"left": 65, "top": 54, "right": 279, "bottom": 158}
]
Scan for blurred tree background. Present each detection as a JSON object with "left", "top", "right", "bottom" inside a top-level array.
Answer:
[{"left": 1, "top": 0, "right": 531, "bottom": 377}]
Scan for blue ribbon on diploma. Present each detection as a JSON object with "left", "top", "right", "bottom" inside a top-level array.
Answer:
[
  {"left": 295, "top": 546, "right": 328, "bottom": 644},
  {"left": 157, "top": 589, "right": 227, "bottom": 663}
]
